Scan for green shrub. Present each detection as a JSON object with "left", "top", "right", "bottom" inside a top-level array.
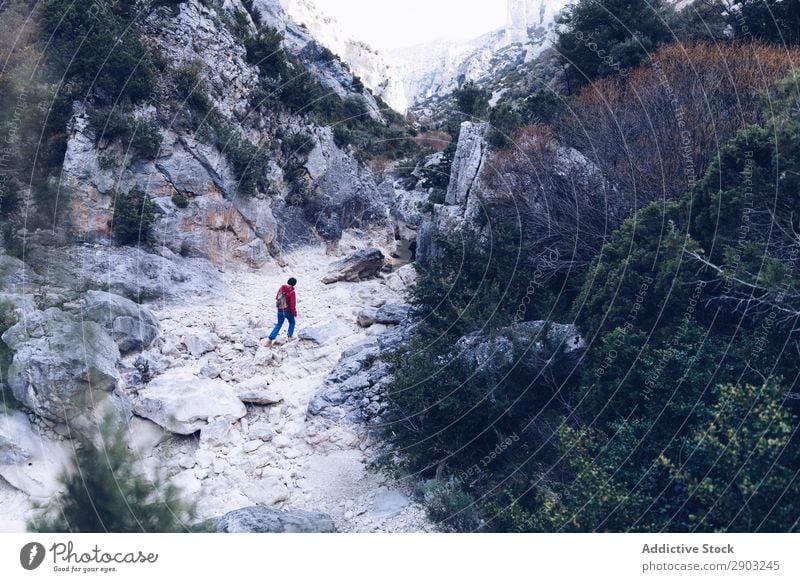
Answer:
[
  {"left": 42, "top": 0, "right": 156, "bottom": 103},
  {"left": 88, "top": 109, "right": 163, "bottom": 160},
  {"left": 281, "top": 131, "right": 314, "bottom": 159},
  {"left": 130, "top": 117, "right": 163, "bottom": 159},
  {"left": 244, "top": 26, "right": 288, "bottom": 79},
  {"left": 453, "top": 81, "right": 490, "bottom": 118},
  {"left": 555, "top": 0, "right": 672, "bottom": 88},
  {"left": 0, "top": 176, "right": 21, "bottom": 219},
  {"left": 110, "top": 188, "right": 158, "bottom": 246},
  {"left": 29, "top": 417, "right": 202, "bottom": 532},
  {"left": 421, "top": 481, "right": 483, "bottom": 532},
  {"left": 660, "top": 380, "right": 800, "bottom": 532},
  {"left": 171, "top": 193, "right": 189, "bottom": 209},
  {"left": 0, "top": 300, "right": 19, "bottom": 412}
]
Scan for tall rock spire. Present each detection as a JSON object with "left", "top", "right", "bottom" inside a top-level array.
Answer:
[{"left": 506, "top": 0, "right": 529, "bottom": 43}]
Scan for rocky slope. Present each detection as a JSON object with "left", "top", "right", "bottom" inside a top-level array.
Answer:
[
  {"left": 0, "top": 232, "right": 431, "bottom": 532},
  {"left": 278, "top": 0, "right": 408, "bottom": 112},
  {"left": 387, "top": 0, "right": 571, "bottom": 110}
]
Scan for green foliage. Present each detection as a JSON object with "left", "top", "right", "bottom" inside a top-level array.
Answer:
[
  {"left": 420, "top": 140, "right": 456, "bottom": 190},
  {"left": 0, "top": 175, "right": 21, "bottom": 219},
  {"left": 172, "top": 62, "right": 214, "bottom": 129},
  {"left": 555, "top": 0, "right": 672, "bottom": 87},
  {"left": 420, "top": 481, "right": 483, "bottom": 532},
  {"left": 280, "top": 131, "right": 314, "bottom": 159},
  {"left": 574, "top": 202, "right": 701, "bottom": 341},
  {"left": 0, "top": 299, "right": 19, "bottom": 412},
  {"left": 487, "top": 424, "right": 653, "bottom": 532},
  {"left": 729, "top": 0, "right": 800, "bottom": 46},
  {"left": 110, "top": 188, "right": 158, "bottom": 246},
  {"left": 171, "top": 193, "right": 189, "bottom": 209},
  {"left": 487, "top": 103, "right": 523, "bottom": 148},
  {"left": 88, "top": 108, "right": 163, "bottom": 160},
  {"left": 453, "top": 81, "right": 490, "bottom": 118},
  {"left": 42, "top": 0, "right": 156, "bottom": 103},
  {"left": 661, "top": 381, "right": 800, "bottom": 532},
  {"left": 244, "top": 26, "right": 289, "bottom": 79},
  {"left": 29, "top": 418, "right": 201, "bottom": 532}
]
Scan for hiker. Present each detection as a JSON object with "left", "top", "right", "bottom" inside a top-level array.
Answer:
[{"left": 268, "top": 278, "right": 297, "bottom": 347}]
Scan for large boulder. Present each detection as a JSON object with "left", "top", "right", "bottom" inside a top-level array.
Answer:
[
  {"left": 2, "top": 308, "right": 121, "bottom": 424},
  {"left": 357, "top": 304, "right": 409, "bottom": 328},
  {"left": 457, "top": 321, "right": 586, "bottom": 370},
  {"left": 215, "top": 506, "right": 336, "bottom": 533},
  {"left": 0, "top": 411, "right": 72, "bottom": 498},
  {"left": 82, "top": 291, "right": 160, "bottom": 354},
  {"left": 445, "top": 121, "right": 490, "bottom": 207},
  {"left": 298, "top": 321, "right": 350, "bottom": 346},
  {"left": 133, "top": 367, "right": 246, "bottom": 434},
  {"left": 321, "top": 249, "right": 386, "bottom": 284}
]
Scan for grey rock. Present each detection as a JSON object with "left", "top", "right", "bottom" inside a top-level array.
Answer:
[
  {"left": 357, "top": 304, "right": 409, "bottom": 328},
  {"left": 322, "top": 248, "right": 386, "bottom": 284},
  {"left": 0, "top": 255, "right": 45, "bottom": 293},
  {"left": 457, "top": 321, "right": 586, "bottom": 370},
  {"left": 184, "top": 332, "right": 220, "bottom": 357},
  {"left": 28, "top": 244, "right": 227, "bottom": 304},
  {"left": 2, "top": 308, "right": 121, "bottom": 424},
  {"left": 237, "top": 390, "right": 283, "bottom": 406},
  {"left": 371, "top": 488, "right": 410, "bottom": 519},
  {"left": 248, "top": 422, "right": 276, "bottom": 442},
  {"left": 298, "top": 321, "right": 349, "bottom": 345},
  {"left": 133, "top": 368, "right": 246, "bottom": 434},
  {"left": 200, "top": 418, "right": 234, "bottom": 448},
  {"left": 82, "top": 290, "right": 160, "bottom": 354},
  {"left": 215, "top": 506, "right": 336, "bottom": 533},
  {"left": 243, "top": 476, "right": 289, "bottom": 506},
  {"left": 0, "top": 411, "right": 71, "bottom": 498},
  {"left": 446, "top": 122, "right": 490, "bottom": 206}
]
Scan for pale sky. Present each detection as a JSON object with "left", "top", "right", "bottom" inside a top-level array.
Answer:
[{"left": 318, "top": 0, "right": 507, "bottom": 49}]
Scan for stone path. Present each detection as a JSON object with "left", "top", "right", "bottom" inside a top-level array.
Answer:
[{"left": 124, "top": 233, "right": 432, "bottom": 532}]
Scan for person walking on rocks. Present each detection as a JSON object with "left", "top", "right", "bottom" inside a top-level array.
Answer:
[{"left": 268, "top": 278, "right": 297, "bottom": 347}]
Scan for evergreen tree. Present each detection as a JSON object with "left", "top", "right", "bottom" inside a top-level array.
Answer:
[
  {"left": 555, "top": 0, "right": 672, "bottom": 88},
  {"left": 29, "top": 418, "right": 200, "bottom": 533}
]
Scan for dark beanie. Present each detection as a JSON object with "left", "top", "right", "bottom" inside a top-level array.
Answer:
[{"left": 288, "top": 277, "right": 297, "bottom": 286}]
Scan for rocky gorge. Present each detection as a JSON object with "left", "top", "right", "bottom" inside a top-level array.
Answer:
[{"left": 0, "top": 0, "right": 595, "bottom": 534}]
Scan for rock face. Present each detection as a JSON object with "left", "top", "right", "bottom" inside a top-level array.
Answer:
[
  {"left": 1, "top": 308, "right": 121, "bottom": 424},
  {"left": 445, "top": 122, "right": 490, "bottom": 206},
  {"left": 81, "top": 291, "right": 160, "bottom": 354},
  {"left": 142, "top": 0, "right": 260, "bottom": 120},
  {"left": 387, "top": 0, "right": 570, "bottom": 106},
  {"left": 215, "top": 506, "right": 336, "bottom": 533},
  {"left": 279, "top": 0, "right": 408, "bottom": 112},
  {"left": 28, "top": 244, "right": 227, "bottom": 303},
  {"left": 0, "top": 411, "right": 71, "bottom": 498},
  {"left": 307, "top": 325, "right": 408, "bottom": 431},
  {"left": 304, "top": 127, "right": 388, "bottom": 241},
  {"left": 457, "top": 321, "right": 586, "bottom": 370},
  {"left": 418, "top": 122, "right": 491, "bottom": 266},
  {"left": 133, "top": 368, "right": 247, "bottom": 434},
  {"left": 321, "top": 249, "right": 386, "bottom": 284}
]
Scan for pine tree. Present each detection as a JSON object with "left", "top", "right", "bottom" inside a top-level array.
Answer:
[
  {"left": 29, "top": 418, "right": 201, "bottom": 533},
  {"left": 555, "top": 0, "right": 672, "bottom": 88}
]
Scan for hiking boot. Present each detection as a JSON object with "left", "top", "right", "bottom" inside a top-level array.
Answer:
[{"left": 267, "top": 339, "right": 274, "bottom": 348}]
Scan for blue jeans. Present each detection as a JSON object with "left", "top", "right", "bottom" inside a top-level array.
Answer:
[{"left": 269, "top": 311, "right": 295, "bottom": 340}]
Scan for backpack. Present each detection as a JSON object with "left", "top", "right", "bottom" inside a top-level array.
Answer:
[{"left": 276, "top": 288, "right": 290, "bottom": 311}]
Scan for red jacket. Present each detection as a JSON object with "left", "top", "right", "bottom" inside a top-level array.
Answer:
[{"left": 278, "top": 284, "right": 297, "bottom": 316}]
